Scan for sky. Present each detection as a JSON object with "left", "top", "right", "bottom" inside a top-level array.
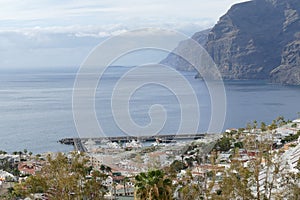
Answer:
[{"left": 0, "top": 0, "right": 248, "bottom": 69}]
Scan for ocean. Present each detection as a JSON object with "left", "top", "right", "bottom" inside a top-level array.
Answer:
[{"left": 1, "top": 66, "right": 300, "bottom": 153}]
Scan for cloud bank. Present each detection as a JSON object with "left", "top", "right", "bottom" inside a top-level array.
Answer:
[{"left": 0, "top": 0, "right": 247, "bottom": 68}]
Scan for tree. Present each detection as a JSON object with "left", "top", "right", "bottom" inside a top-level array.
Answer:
[
  {"left": 0, "top": 157, "right": 20, "bottom": 176},
  {"left": 0, "top": 150, "right": 7, "bottom": 155},
  {"left": 135, "top": 169, "right": 173, "bottom": 200},
  {"left": 276, "top": 116, "right": 287, "bottom": 126},
  {"left": 212, "top": 118, "right": 299, "bottom": 200},
  {"left": 105, "top": 166, "right": 112, "bottom": 173},
  {"left": 280, "top": 159, "right": 300, "bottom": 200},
  {"left": 177, "top": 170, "right": 202, "bottom": 200},
  {"left": 269, "top": 120, "right": 277, "bottom": 130},
  {"left": 84, "top": 170, "right": 108, "bottom": 199},
  {"left": 18, "top": 151, "right": 23, "bottom": 160},
  {"left": 246, "top": 122, "right": 252, "bottom": 132},
  {"left": 185, "top": 157, "right": 194, "bottom": 168},
  {"left": 23, "top": 149, "right": 28, "bottom": 155},
  {"left": 234, "top": 142, "right": 243, "bottom": 149},
  {"left": 13, "top": 152, "right": 108, "bottom": 200},
  {"left": 260, "top": 122, "right": 267, "bottom": 132},
  {"left": 253, "top": 120, "right": 258, "bottom": 129},
  {"left": 212, "top": 151, "right": 254, "bottom": 200},
  {"left": 241, "top": 133, "right": 278, "bottom": 200},
  {"left": 100, "top": 164, "right": 106, "bottom": 173},
  {"left": 123, "top": 176, "right": 130, "bottom": 196},
  {"left": 169, "top": 160, "right": 186, "bottom": 173},
  {"left": 214, "top": 137, "right": 232, "bottom": 152}
]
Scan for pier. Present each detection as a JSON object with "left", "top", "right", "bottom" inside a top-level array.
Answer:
[
  {"left": 73, "top": 138, "right": 88, "bottom": 152},
  {"left": 59, "top": 133, "right": 210, "bottom": 152}
]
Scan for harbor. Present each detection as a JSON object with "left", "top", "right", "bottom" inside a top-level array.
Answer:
[{"left": 59, "top": 133, "right": 209, "bottom": 152}]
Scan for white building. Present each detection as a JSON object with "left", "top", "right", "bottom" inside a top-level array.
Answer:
[
  {"left": 292, "top": 119, "right": 300, "bottom": 128},
  {"left": 255, "top": 141, "right": 300, "bottom": 198},
  {"left": 0, "top": 170, "right": 15, "bottom": 181}
]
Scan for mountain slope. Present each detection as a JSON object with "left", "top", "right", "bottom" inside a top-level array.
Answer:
[
  {"left": 161, "top": 0, "right": 300, "bottom": 84},
  {"left": 160, "top": 29, "right": 210, "bottom": 71},
  {"left": 270, "top": 39, "right": 300, "bottom": 85},
  {"left": 205, "top": 0, "right": 300, "bottom": 80}
]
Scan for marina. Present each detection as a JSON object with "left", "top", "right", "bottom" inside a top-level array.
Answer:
[{"left": 59, "top": 133, "right": 209, "bottom": 152}]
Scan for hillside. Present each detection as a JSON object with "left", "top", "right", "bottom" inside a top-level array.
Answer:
[
  {"left": 160, "top": 29, "right": 210, "bottom": 71},
  {"left": 162, "top": 0, "right": 300, "bottom": 84}
]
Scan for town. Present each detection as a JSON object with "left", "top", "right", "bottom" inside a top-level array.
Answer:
[{"left": 1, "top": 116, "right": 300, "bottom": 199}]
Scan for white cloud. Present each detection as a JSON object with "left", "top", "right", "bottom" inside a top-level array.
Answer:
[
  {"left": 0, "top": 0, "right": 248, "bottom": 26},
  {"left": 0, "top": 0, "right": 249, "bottom": 68}
]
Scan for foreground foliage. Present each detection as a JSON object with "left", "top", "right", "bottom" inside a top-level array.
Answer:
[
  {"left": 12, "top": 152, "right": 108, "bottom": 200},
  {"left": 135, "top": 169, "right": 173, "bottom": 200}
]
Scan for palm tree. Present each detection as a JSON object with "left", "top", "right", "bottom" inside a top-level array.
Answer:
[
  {"left": 0, "top": 150, "right": 7, "bottom": 155},
  {"left": 100, "top": 164, "right": 106, "bottom": 173},
  {"left": 112, "top": 182, "right": 117, "bottom": 198},
  {"left": 23, "top": 149, "right": 28, "bottom": 155},
  {"left": 123, "top": 176, "right": 130, "bottom": 196},
  {"left": 261, "top": 122, "right": 267, "bottom": 132},
  {"left": 18, "top": 151, "right": 23, "bottom": 160},
  {"left": 84, "top": 170, "right": 108, "bottom": 199},
  {"left": 253, "top": 120, "right": 258, "bottom": 129},
  {"left": 135, "top": 169, "right": 173, "bottom": 200},
  {"left": 105, "top": 166, "right": 112, "bottom": 173}
]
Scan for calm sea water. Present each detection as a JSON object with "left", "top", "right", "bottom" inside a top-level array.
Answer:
[{"left": 0, "top": 66, "right": 300, "bottom": 153}]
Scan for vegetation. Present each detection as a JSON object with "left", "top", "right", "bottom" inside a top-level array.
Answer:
[
  {"left": 234, "top": 141, "right": 243, "bottom": 148},
  {"left": 135, "top": 169, "right": 173, "bottom": 200},
  {"left": 212, "top": 154, "right": 253, "bottom": 199},
  {"left": 10, "top": 152, "right": 108, "bottom": 200},
  {"left": 1, "top": 116, "right": 300, "bottom": 200},
  {"left": 281, "top": 131, "right": 300, "bottom": 143},
  {"left": 260, "top": 122, "right": 267, "bottom": 132},
  {"left": 0, "top": 150, "right": 7, "bottom": 155},
  {"left": 210, "top": 117, "right": 300, "bottom": 200},
  {"left": 144, "top": 117, "right": 300, "bottom": 199},
  {"left": 214, "top": 137, "right": 232, "bottom": 152},
  {"left": 169, "top": 160, "right": 187, "bottom": 173},
  {"left": 0, "top": 157, "right": 19, "bottom": 176},
  {"left": 177, "top": 170, "right": 203, "bottom": 200}
]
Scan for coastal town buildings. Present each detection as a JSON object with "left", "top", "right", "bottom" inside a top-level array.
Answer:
[{"left": 0, "top": 119, "right": 299, "bottom": 199}]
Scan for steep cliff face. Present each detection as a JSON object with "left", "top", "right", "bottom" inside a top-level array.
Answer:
[
  {"left": 270, "top": 39, "right": 300, "bottom": 85},
  {"left": 160, "top": 29, "right": 210, "bottom": 71},
  {"left": 161, "top": 0, "right": 300, "bottom": 84},
  {"left": 205, "top": 0, "right": 300, "bottom": 80}
]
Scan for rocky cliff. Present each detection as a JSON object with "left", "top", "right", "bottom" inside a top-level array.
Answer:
[
  {"left": 205, "top": 0, "right": 300, "bottom": 81},
  {"left": 162, "top": 0, "right": 300, "bottom": 84},
  {"left": 160, "top": 29, "right": 210, "bottom": 71},
  {"left": 270, "top": 39, "right": 300, "bottom": 84}
]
